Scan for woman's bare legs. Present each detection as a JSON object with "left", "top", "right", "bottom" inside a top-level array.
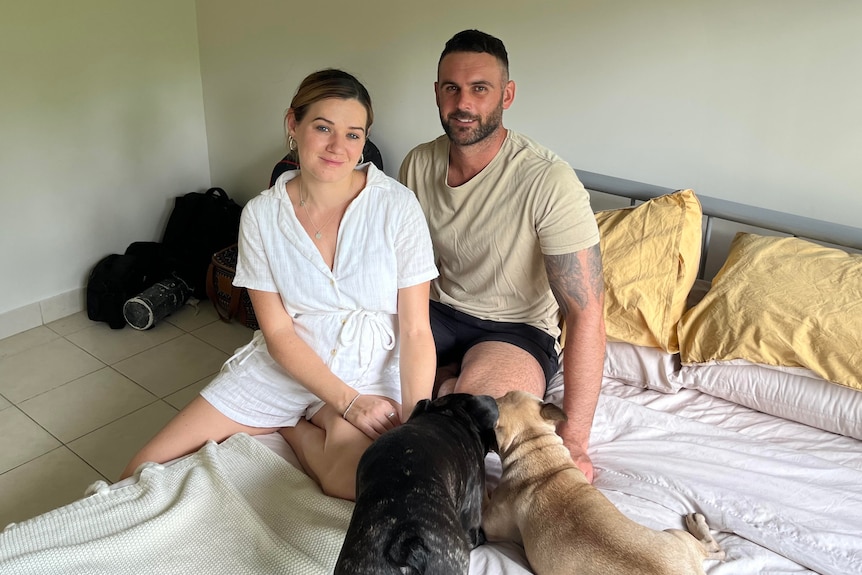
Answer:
[
  {"left": 433, "top": 362, "right": 460, "bottom": 397},
  {"left": 280, "top": 395, "right": 399, "bottom": 500},
  {"left": 123, "top": 393, "right": 398, "bottom": 500},
  {"left": 119, "top": 395, "right": 277, "bottom": 481}
]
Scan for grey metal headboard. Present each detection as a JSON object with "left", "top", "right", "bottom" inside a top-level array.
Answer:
[{"left": 576, "top": 169, "right": 862, "bottom": 278}]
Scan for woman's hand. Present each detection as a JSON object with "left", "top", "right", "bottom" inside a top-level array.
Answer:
[
  {"left": 248, "top": 289, "right": 399, "bottom": 440},
  {"left": 342, "top": 394, "right": 401, "bottom": 439}
]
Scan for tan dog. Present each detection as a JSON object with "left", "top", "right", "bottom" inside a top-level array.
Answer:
[{"left": 482, "top": 390, "right": 724, "bottom": 575}]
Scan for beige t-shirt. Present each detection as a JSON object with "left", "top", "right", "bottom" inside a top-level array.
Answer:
[{"left": 399, "top": 130, "right": 599, "bottom": 340}]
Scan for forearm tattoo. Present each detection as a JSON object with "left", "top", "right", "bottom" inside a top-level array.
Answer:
[{"left": 545, "top": 244, "right": 604, "bottom": 314}]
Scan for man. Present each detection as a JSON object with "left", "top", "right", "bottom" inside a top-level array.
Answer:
[{"left": 399, "top": 29, "right": 605, "bottom": 482}]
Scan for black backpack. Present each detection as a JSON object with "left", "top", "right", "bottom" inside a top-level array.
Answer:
[
  {"left": 161, "top": 187, "right": 243, "bottom": 299},
  {"left": 86, "top": 242, "right": 169, "bottom": 329}
]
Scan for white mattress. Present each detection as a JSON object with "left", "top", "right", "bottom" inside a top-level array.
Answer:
[{"left": 2, "top": 371, "right": 860, "bottom": 574}]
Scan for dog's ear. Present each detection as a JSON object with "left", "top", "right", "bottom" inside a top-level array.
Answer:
[
  {"left": 540, "top": 402, "right": 568, "bottom": 424},
  {"left": 409, "top": 398, "right": 432, "bottom": 418},
  {"left": 467, "top": 394, "right": 500, "bottom": 430},
  {"left": 465, "top": 394, "right": 499, "bottom": 452}
]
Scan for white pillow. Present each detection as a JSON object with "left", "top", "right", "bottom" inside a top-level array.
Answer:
[
  {"left": 548, "top": 342, "right": 681, "bottom": 405},
  {"left": 603, "top": 341, "right": 682, "bottom": 393},
  {"left": 596, "top": 342, "right": 862, "bottom": 440},
  {"left": 676, "top": 361, "right": 862, "bottom": 440}
]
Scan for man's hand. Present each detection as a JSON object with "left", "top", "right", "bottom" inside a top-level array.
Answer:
[{"left": 558, "top": 419, "right": 594, "bottom": 483}]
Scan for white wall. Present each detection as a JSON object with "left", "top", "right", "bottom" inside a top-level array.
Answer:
[
  {"left": 0, "top": 1, "right": 211, "bottom": 337},
  {"left": 196, "top": 0, "right": 862, "bottom": 227},
  {"left": 3, "top": 0, "right": 860, "bottom": 339}
]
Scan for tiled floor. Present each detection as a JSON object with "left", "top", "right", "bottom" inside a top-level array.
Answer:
[{"left": 0, "top": 303, "right": 254, "bottom": 529}]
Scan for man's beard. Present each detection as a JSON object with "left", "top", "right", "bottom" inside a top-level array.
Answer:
[{"left": 441, "top": 104, "right": 503, "bottom": 146}]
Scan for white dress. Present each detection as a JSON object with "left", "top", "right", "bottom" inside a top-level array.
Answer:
[{"left": 201, "top": 164, "right": 438, "bottom": 427}]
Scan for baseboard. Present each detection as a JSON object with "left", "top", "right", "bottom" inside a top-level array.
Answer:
[{"left": 0, "top": 288, "right": 86, "bottom": 340}]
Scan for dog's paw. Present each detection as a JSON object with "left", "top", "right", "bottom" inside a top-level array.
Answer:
[{"left": 685, "top": 513, "right": 724, "bottom": 559}]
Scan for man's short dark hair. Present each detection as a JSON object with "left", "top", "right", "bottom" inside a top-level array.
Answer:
[{"left": 439, "top": 29, "right": 509, "bottom": 77}]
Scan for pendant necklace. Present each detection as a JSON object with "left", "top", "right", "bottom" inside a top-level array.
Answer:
[{"left": 299, "top": 179, "right": 339, "bottom": 240}]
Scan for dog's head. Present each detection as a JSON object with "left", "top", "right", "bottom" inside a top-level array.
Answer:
[
  {"left": 411, "top": 393, "right": 500, "bottom": 453},
  {"left": 494, "top": 390, "right": 567, "bottom": 454}
]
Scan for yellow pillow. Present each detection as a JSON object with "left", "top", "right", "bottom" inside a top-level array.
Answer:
[
  {"left": 595, "top": 189, "right": 702, "bottom": 353},
  {"left": 678, "top": 233, "right": 862, "bottom": 391}
]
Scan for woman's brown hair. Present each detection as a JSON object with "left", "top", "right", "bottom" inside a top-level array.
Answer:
[{"left": 286, "top": 69, "right": 374, "bottom": 157}]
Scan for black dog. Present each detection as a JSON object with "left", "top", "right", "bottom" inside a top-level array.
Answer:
[{"left": 333, "top": 393, "right": 499, "bottom": 575}]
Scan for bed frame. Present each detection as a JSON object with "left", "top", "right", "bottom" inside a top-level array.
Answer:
[{"left": 576, "top": 169, "right": 862, "bottom": 279}]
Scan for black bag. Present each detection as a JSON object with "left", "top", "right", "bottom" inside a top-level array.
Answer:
[
  {"left": 161, "top": 187, "right": 242, "bottom": 300},
  {"left": 126, "top": 241, "right": 174, "bottom": 279},
  {"left": 86, "top": 242, "right": 166, "bottom": 329}
]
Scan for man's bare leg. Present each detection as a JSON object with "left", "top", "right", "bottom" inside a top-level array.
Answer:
[{"left": 453, "top": 341, "right": 545, "bottom": 399}]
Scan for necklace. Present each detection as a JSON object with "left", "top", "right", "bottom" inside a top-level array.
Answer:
[{"left": 299, "top": 179, "right": 340, "bottom": 240}]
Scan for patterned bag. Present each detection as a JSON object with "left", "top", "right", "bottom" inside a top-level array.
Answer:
[{"left": 205, "top": 244, "right": 259, "bottom": 330}]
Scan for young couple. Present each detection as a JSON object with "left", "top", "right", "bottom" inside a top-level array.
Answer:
[{"left": 121, "top": 30, "right": 606, "bottom": 499}]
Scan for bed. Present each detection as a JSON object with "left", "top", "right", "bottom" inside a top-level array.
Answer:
[{"left": 1, "top": 171, "right": 860, "bottom": 574}]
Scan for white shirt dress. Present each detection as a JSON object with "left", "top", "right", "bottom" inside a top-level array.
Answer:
[{"left": 200, "top": 164, "right": 438, "bottom": 427}]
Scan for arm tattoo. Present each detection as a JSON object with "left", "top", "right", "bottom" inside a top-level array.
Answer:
[{"left": 545, "top": 244, "right": 604, "bottom": 314}]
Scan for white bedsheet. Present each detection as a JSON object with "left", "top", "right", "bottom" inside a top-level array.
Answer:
[
  {"left": 590, "top": 383, "right": 862, "bottom": 575},
  {"left": 2, "top": 380, "right": 859, "bottom": 575}
]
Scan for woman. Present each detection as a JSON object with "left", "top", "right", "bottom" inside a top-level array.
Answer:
[{"left": 120, "top": 69, "right": 438, "bottom": 500}]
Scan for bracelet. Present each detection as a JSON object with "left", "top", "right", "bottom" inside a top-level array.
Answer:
[{"left": 342, "top": 393, "right": 362, "bottom": 420}]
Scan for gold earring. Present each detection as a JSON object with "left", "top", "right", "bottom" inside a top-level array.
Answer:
[
  {"left": 288, "top": 135, "right": 297, "bottom": 151},
  {"left": 358, "top": 153, "right": 365, "bottom": 165}
]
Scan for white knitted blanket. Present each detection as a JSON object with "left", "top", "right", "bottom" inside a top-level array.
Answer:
[{"left": 0, "top": 433, "right": 353, "bottom": 575}]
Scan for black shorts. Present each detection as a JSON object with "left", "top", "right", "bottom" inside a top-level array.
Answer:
[{"left": 429, "top": 300, "right": 559, "bottom": 384}]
